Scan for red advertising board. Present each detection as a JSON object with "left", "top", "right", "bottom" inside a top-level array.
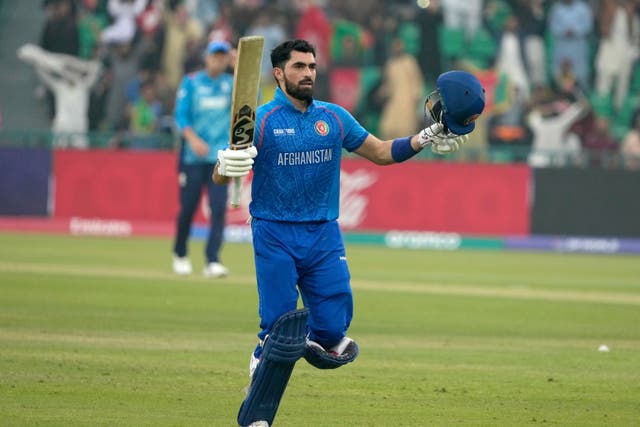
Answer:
[
  {"left": 53, "top": 150, "right": 250, "bottom": 225},
  {"left": 54, "top": 150, "right": 179, "bottom": 221},
  {"left": 339, "top": 158, "right": 530, "bottom": 235},
  {"left": 53, "top": 150, "right": 530, "bottom": 235}
]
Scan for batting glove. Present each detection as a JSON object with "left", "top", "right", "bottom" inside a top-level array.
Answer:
[
  {"left": 430, "top": 133, "right": 469, "bottom": 155},
  {"left": 217, "top": 146, "right": 257, "bottom": 177},
  {"left": 417, "top": 122, "right": 445, "bottom": 148}
]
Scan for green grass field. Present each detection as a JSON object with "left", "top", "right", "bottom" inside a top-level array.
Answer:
[{"left": 1, "top": 232, "right": 639, "bottom": 426}]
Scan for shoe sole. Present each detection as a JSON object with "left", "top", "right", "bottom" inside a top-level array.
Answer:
[{"left": 203, "top": 272, "right": 228, "bottom": 278}]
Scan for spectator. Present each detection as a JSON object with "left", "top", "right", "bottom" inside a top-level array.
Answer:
[
  {"left": 507, "top": 0, "right": 547, "bottom": 86},
  {"left": 417, "top": 0, "right": 444, "bottom": 86},
  {"left": 527, "top": 90, "right": 590, "bottom": 167},
  {"left": 378, "top": 36, "right": 424, "bottom": 140},
  {"left": 40, "top": 0, "right": 80, "bottom": 121},
  {"left": 184, "top": 0, "right": 219, "bottom": 31},
  {"left": 245, "top": 7, "right": 287, "bottom": 101},
  {"left": 594, "top": 0, "right": 640, "bottom": 111},
  {"left": 77, "top": 0, "right": 109, "bottom": 60},
  {"left": 124, "top": 67, "right": 153, "bottom": 104},
  {"left": 128, "top": 78, "right": 163, "bottom": 148},
  {"left": 548, "top": 0, "right": 594, "bottom": 89},
  {"left": 161, "top": 0, "right": 204, "bottom": 91},
  {"left": 135, "top": 0, "right": 166, "bottom": 73},
  {"left": 440, "top": 0, "right": 484, "bottom": 41},
  {"left": 101, "top": 0, "right": 148, "bottom": 45},
  {"left": 206, "top": 1, "right": 234, "bottom": 44},
  {"left": 495, "top": 14, "right": 530, "bottom": 101},
  {"left": 578, "top": 113, "right": 619, "bottom": 167},
  {"left": 18, "top": 43, "right": 101, "bottom": 148},
  {"left": 41, "top": 0, "right": 79, "bottom": 56},
  {"left": 488, "top": 84, "right": 532, "bottom": 162},
  {"left": 294, "top": 0, "right": 332, "bottom": 100},
  {"left": 103, "top": 41, "right": 143, "bottom": 130},
  {"left": 294, "top": 0, "right": 331, "bottom": 69},
  {"left": 136, "top": 0, "right": 164, "bottom": 39},
  {"left": 152, "top": 71, "right": 176, "bottom": 133}
]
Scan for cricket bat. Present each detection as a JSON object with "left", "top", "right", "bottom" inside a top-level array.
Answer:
[{"left": 229, "top": 36, "right": 264, "bottom": 208}]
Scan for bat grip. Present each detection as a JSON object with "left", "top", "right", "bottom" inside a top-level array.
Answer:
[{"left": 230, "top": 176, "right": 242, "bottom": 208}]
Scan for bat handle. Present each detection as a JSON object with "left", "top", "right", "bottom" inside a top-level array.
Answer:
[{"left": 230, "top": 176, "right": 242, "bottom": 208}]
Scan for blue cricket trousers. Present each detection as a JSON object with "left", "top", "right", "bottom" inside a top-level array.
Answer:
[
  {"left": 251, "top": 218, "right": 353, "bottom": 354},
  {"left": 173, "top": 162, "right": 228, "bottom": 263}
]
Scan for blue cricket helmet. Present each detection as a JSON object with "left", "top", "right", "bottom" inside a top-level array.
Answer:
[{"left": 437, "top": 70, "right": 485, "bottom": 135}]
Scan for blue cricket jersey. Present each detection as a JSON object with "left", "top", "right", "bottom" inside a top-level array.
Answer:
[
  {"left": 250, "top": 88, "right": 369, "bottom": 222},
  {"left": 174, "top": 70, "right": 233, "bottom": 164}
]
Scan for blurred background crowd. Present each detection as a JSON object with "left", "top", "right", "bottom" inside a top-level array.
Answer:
[{"left": 5, "top": 0, "right": 640, "bottom": 168}]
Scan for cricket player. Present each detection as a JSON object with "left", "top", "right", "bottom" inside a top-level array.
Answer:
[
  {"left": 172, "top": 40, "right": 234, "bottom": 278},
  {"left": 213, "top": 40, "right": 485, "bottom": 426}
]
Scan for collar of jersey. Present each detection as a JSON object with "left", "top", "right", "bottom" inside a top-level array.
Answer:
[{"left": 275, "top": 87, "right": 315, "bottom": 113}]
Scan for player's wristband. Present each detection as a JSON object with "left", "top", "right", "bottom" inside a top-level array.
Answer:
[{"left": 391, "top": 136, "right": 418, "bottom": 163}]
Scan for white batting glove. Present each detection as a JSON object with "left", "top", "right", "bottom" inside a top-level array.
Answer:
[
  {"left": 217, "top": 146, "right": 257, "bottom": 177},
  {"left": 430, "top": 133, "right": 469, "bottom": 155},
  {"left": 417, "top": 122, "right": 445, "bottom": 148}
]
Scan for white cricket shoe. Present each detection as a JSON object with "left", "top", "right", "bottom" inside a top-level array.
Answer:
[
  {"left": 172, "top": 256, "right": 192, "bottom": 275},
  {"left": 203, "top": 262, "right": 229, "bottom": 278},
  {"left": 247, "top": 421, "right": 268, "bottom": 427}
]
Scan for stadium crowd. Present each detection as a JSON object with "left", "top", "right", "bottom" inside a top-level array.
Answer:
[{"left": 34, "top": 0, "right": 640, "bottom": 169}]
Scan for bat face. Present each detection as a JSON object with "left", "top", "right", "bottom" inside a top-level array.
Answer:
[{"left": 231, "top": 104, "right": 255, "bottom": 149}]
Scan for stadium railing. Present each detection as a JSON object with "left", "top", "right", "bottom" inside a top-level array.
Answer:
[
  {"left": 0, "top": 129, "right": 176, "bottom": 150},
  {"left": 0, "top": 128, "right": 638, "bottom": 170}
]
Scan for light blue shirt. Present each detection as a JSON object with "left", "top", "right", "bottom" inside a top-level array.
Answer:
[
  {"left": 174, "top": 70, "right": 233, "bottom": 164},
  {"left": 250, "top": 88, "right": 369, "bottom": 222}
]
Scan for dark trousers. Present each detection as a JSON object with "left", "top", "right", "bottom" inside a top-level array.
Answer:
[{"left": 173, "top": 162, "right": 228, "bottom": 263}]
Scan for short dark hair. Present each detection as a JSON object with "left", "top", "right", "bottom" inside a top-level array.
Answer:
[{"left": 270, "top": 39, "right": 316, "bottom": 69}]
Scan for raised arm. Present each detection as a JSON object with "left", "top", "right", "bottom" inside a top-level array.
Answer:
[
  {"left": 355, "top": 70, "right": 485, "bottom": 165},
  {"left": 354, "top": 123, "right": 460, "bottom": 165}
]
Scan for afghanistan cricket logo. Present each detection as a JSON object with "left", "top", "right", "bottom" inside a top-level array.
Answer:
[
  {"left": 314, "top": 120, "right": 329, "bottom": 136},
  {"left": 231, "top": 104, "right": 256, "bottom": 149}
]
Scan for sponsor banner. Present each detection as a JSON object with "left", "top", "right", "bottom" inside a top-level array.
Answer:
[
  {"left": 505, "top": 236, "right": 640, "bottom": 255},
  {"left": 51, "top": 151, "right": 530, "bottom": 235},
  {"left": 0, "top": 147, "right": 51, "bottom": 216},
  {"left": 385, "top": 230, "right": 463, "bottom": 251},
  {"left": 54, "top": 150, "right": 179, "bottom": 221},
  {"left": 0, "top": 216, "right": 173, "bottom": 236},
  {"left": 52, "top": 150, "right": 251, "bottom": 225},
  {"left": 382, "top": 231, "right": 503, "bottom": 251},
  {"left": 1, "top": 216, "right": 639, "bottom": 255},
  {"left": 339, "top": 158, "right": 530, "bottom": 235}
]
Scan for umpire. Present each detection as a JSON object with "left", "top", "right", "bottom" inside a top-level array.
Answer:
[{"left": 172, "top": 40, "right": 234, "bottom": 278}]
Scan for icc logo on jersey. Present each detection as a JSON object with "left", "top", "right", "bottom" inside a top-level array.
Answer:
[{"left": 314, "top": 120, "right": 329, "bottom": 136}]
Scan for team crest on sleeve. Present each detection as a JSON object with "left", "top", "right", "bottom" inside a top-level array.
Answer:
[{"left": 314, "top": 120, "right": 330, "bottom": 136}]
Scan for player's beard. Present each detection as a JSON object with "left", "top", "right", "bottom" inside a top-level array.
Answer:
[{"left": 283, "top": 74, "right": 313, "bottom": 103}]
